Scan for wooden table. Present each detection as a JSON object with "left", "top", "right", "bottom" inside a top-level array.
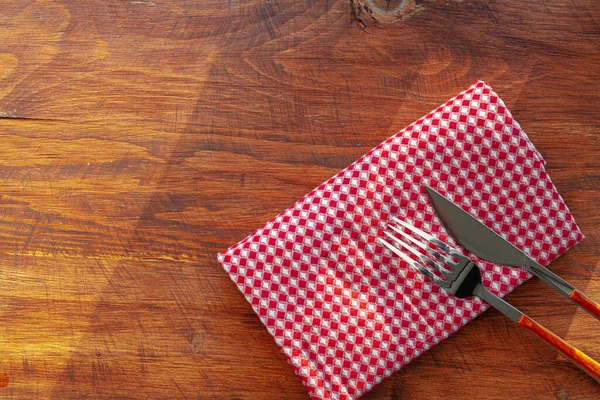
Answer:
[{"left": 0, "top": 1, "right": 598, "bottom": 398}]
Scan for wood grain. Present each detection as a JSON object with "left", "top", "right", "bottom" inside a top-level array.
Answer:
[{"left": 0, "top": 0, "right": 598, "bottom": 398}]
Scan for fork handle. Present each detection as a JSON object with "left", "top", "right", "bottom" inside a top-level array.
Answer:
[
  {"left": 517, "top": 315, "right": 600, "bottom": 382},
  {"left": 474, "top": 284, "right": 600, "bottom": 383}
]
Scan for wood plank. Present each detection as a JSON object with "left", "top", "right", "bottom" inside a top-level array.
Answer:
[{"left": 0, "top": 0, "right": 597, "bottom": 398}]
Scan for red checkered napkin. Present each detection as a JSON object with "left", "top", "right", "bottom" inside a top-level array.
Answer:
[{"left": 217, "top": 81, "right": 583, "bottom": 399}]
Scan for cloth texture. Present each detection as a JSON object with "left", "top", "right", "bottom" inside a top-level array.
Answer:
[{"left": 217, "top": 81, "right": 583, "bottom": 399}]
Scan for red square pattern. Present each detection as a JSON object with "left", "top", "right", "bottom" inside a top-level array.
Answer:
[{"left": 217, "top": 81, "right": 583, "bottom": 399}]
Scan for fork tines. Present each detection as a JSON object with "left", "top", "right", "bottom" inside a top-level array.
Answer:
[{"left": 378, "top": 217, "right": 456, "bottom": 285}]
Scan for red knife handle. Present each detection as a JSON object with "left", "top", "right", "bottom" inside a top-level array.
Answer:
[
  {"left": 570, "top": 290, "right": 600, "bottom": 320},
  {"left": 518, "top": 315, "right": 600, "bottom": 382}
]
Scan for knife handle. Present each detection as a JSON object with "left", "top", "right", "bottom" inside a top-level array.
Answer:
[
  {"left": 570, "top": 290, "right": 600, "bottom": 320},
  {"left": 525, "top": 258, "right": 600, "bottom": 321},
  {"left": 518, "top": 314, "right": 600, "bottom": 383}
]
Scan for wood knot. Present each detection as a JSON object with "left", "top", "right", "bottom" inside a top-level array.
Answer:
[
  {"left": 190, "top": 328, "right": 207, "bottom": 355},
  {"left": 556, "top": 387, "right": 569, "bottom": 400},
  {"left": 371, "top": 0, "right": 406, "bottom": 13},
  {"left": 351, "top": 0, "right": 424, "bottom": 27}
]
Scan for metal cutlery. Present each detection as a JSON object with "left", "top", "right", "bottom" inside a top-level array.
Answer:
[
  {"left": 424, "top": 185, "right": 600, "bottom": 321},
  {"left": 379, "top": 217, "right": 600, "bottom": 382}
]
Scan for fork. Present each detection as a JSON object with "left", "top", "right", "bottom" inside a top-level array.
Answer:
[{"left": 378, "top": 217, "right": 600, "bottom": 383}]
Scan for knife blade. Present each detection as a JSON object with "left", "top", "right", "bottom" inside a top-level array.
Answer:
[{"left": 424, "top": 185, "right": 600, "bottom": 321}]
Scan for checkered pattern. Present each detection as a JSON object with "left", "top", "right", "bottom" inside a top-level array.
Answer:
[{"left": 217, "top": 81, "right": 583, "bottom": 399}]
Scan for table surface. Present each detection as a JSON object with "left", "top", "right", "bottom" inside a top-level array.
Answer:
[{"left": 0, "top": 0, "right": 598, "bottom": 398}]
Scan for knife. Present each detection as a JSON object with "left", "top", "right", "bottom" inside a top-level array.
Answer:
[{"left": 424, "top": 185, "right": 600, "bottom": 320}]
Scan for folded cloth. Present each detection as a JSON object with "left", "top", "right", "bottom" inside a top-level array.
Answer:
[{"left": 217, "top": 81, "right": 583, "bottom": 399}]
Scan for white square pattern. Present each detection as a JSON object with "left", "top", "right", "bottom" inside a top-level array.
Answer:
[{"left": 218, "top": 81, "right": 583, "bottom": 399}]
